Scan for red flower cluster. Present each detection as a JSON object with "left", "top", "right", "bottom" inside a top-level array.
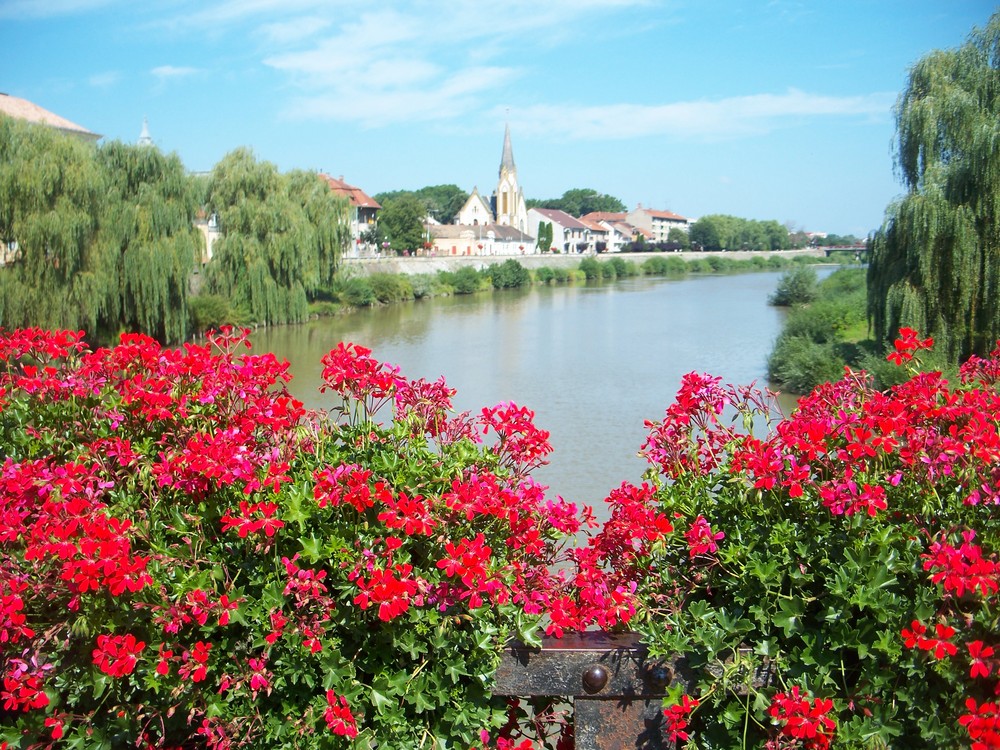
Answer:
[
  {"left": 961, "top": 698, "right": 1000, "bottom": 749},
  {"left": 767, "top": 686, "right": 836, "bottom": 749},
  {"left": 663, "top": 694, "right": 699, "bottom": 742},
  {"left": 901, "top": 620, "right": 958, "bottom": 659},
  {"left": 324, "top": 690, "right": 359, "bottom": 738},
  {"left": 923, "top": 529, "right": 999, "bottom": 598},
  {"left": 887, "top": 326, "right": 934, "bottom": 366},
  {"left": 685, "top": 515, "right": 724, "bottom": 559},
  {"left": 92, "top": 633, "right": 146, "bottom": 677}
]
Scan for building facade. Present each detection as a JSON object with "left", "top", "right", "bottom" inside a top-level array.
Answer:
[{"left": 319, "top": 174, "right": 382, "bottom": 257}]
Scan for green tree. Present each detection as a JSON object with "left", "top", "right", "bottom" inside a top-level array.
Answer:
[
  {"left": 417, "top": 184, "right": 468, "bottom": 223},
  {"left": 92, "top": 141, "right": 200, "bottom": 343},
  {"left": 378, "top": 193, "right": 428, "bottom": 253},
  {"left": 537, "top": 221, "right": 554, "bottom": 252},
  {"left": 528, "top": 188, "right": 626, "bottom": 217},
  {"left": 0, "top": 117, "right": 102, "bottom": 334},
  {"left": 667, "top": 227, "right": 691, "bottom": 250},
  {"left": 868, "top": 12, "right": 1000, "bottom": 363},
  {"left": 204, "top": 149, "right": 347, "bottom": 325},
  {"left": 0, "top": 119, "right": 200, "bottom": 344}
]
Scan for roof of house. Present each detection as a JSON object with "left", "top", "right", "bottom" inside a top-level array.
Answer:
[
  {"left": 0, "top": 92, "right": 100, "bottom": 140},
  {"left": 609, "top": 221, "right": 638, "bottom": 237},
  {"left": 530, "top": 207, "right": 590, "bottom": 231},
  {"left": 319, "top": 174, "right": 381, "bottom": 209},
  {"left": 579, "top": 217, "right": 609, "bottom": 234},
  {"left": 431, "top": 223, "right": 534, "bottom": 242},
  {"left": 581, "top": 211, "right": 627, "bottom": 223},
  {"left": 641, "top": 208, "right": 688, "bottom": 222}
]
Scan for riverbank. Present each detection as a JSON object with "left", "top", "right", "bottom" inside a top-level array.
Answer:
[{"left": 341, "top": 248, "right": 828, "bottom": 277}]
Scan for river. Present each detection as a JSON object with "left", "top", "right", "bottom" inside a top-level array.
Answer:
[{"left": 250, "top": 268, "right": 832, "bottom": 511}]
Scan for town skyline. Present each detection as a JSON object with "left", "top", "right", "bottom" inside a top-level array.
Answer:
[{"left": 3, "top": 0, "right": 994, "bottom": 237}]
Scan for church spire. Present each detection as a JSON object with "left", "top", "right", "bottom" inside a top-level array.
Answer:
[
  {"left": 137, "top": 117, "right": 153, "bottom": 147},
  {"left": 499, "top": 122, "right": 516, "bottom": 177}
]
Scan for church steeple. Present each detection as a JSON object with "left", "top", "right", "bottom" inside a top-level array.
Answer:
[
  {"left": 494, "top": 123, "right": 527, "bottom": 231},
  {"left": 137, "top": 117, "right": 153, "bottom": 147},
  {"left": 499, "top": 122, "right": 516, "bottom": 177}
]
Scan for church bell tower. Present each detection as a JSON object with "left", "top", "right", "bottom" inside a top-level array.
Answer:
[{"left": 494, "top": 124, "right": 528, "bottom": 232}]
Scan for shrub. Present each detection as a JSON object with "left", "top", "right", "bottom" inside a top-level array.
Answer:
[
  {"left": 308, "top": 300, "right": 341, "bottom": 317},
  {"left": 368, "top": 272, "right": 414, "bottom": 303},
  {"left": 407, "top": 273, "right": 435, "bottom": 299},
  {"left": 189, "top": 294, "right": 244, "bottom": 334},
  {"left": 452, "top": 266, "right": 484, "bottom": 294},
  {"left": 606, "top": 257, "right": 638, "bottom": 278},
  {"left": 592, "top": 331, "right": 1000, "bottom": 748},
  {"left": 336, "top": 276, "right": 376, "bottom": 307},
  {"left": 578, "top": 257, "right": 602, "bottom": 280},
  {"left": 769, "top": 266, "right": 819, "bottom": 306},
  {"left": 642, "top": 256, "right": 670, "bottom": 275},
  {"left": 766, "top": 334, "right": 847, "bottom": 392},
  {"left": 0, "top": 329, "right": 602, "bottom": 749},
  {"left": 705, "top": 255, "right": 730, "bottom": 273},
  {"left": 488, "top": 259, "right": 531, "bottom": 290},
  {"left": 533, "top": 266, "right": 555, "bottom": 284},
  {"left": 687, "top": 258, "right": 711, "bottom": 273}
]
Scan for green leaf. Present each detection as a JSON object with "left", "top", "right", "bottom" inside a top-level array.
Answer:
[{"left": 773, "top": 597, "right": 805, "bottom": 636}]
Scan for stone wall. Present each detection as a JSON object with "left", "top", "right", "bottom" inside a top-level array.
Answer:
[{"left": 340, "top": 249, "right": 826, "bottom": 277}]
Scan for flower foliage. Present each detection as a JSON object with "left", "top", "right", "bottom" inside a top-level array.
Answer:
[
  {"left": 592, "top": 332, "right": 1000, "bottom": 748},
  {"left": 0, "top": 327, "right": 610, "bottom": 749},
  {"left": 6, "top": 325, "right": 1000, "bottom": 749}
]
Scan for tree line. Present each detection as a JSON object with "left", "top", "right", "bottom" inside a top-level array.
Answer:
[
  {"left": 765, "top": 11, "right": 1000, "bottom": 389},
  {"left": 0, "top": 120, "right": 349, "bottom": 345}
]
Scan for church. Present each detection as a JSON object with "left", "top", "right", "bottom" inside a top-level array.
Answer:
[{"left": 428, "top": 125, "right": 536, "bottom": 256}]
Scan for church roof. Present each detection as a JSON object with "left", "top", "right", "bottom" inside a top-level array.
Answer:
[
  {"left": 0, "top": 92, "right": 100, "bottom": 140},
  {"left": 320, "top": 174, "right": 381, "bottom": 209},
  {"left": 499, "top": 123, "right": 516, "bottom": 177}
]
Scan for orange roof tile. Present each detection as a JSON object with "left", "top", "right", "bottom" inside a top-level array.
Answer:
[
  {"left": 0, "top": 92, "right": 100, "bottom": 139},
  {"left": 645, "top": 209, "right": 687, "bottom": 222},
  {"left": 320, "top": 174, "right": 381, "bottom": 209}
]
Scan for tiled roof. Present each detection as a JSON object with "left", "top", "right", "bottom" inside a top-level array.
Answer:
[
  {"left": 320, "top": 174, "right": 382, "bottom": 209},
  {"left": 610, "top": 221, "right": 638, "bottom": 236},
  {"left": 531, "top": 207, "right": 590, "bottom": 231},
  {"left": 581, "top": 211, "right": 627, "bottom": 223},
  {"left": 579, "top": 218, "right": 608, "bottom": 233},
  {"left": 431, "top": 223, "right": 533, "bottom": 242},
  {"left": 644, "top": 209, "right": 688, "bottom": 222},
  {"left": 0, "top": 93, "right": 100, "bottom": 139}
]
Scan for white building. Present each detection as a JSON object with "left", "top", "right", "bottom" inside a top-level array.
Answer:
[{"left": 527, "top": 208, "right": 593, "bottom": 254}]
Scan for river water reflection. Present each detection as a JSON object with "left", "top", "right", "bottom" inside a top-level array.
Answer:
[{"left": 250, "top": 269, "right": 832, "bottom": 511}]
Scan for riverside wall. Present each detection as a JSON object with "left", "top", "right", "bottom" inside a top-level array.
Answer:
[{"left": 341, "top": 248, "right": 828, "bottom": 277}]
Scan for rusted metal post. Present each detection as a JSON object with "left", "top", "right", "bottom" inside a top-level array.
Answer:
[
  {"left": 494, "top": 633, "right": 774, "bottom": 749},
  {"left": 493, "top": 632, "right": 676, "bottom": 750}
]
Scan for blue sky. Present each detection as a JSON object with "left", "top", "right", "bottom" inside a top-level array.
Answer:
[{"left": 3, "top": 0, "right": 995, "bottom": 237}]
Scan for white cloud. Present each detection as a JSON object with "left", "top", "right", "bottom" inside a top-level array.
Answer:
[
  {"left": 88, "top": 70, "right": 121, "bottom": 88},
  {"left": 257, "top": 15, "right": 331, "bottom": 44},
  {"left": 284, "top": 66, "right": 517, "bottom": 128},
  {"left": 0, "top": 0, "right": 117, "bottom": 19},
  {"left": 508, "top": 89, "right": 896, "bottom": 141},
  {"left": 151, "top": 65, "right": 201, "bottom": 81}
]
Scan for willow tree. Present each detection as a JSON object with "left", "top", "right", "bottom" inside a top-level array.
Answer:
[
  {"left": 92, "top": 141, "right": 200, "bottom": 343},
  {"left": 0, "top": 116, "right": 102, "bottom": 333},
  {"left": 0, "top": 118, "right": 201, "bottom": 344},
  {"left": 868, "top": 12, "right": 1000, "bottom": 363},
  {"left": 204, "top": 149, "right": 348, "bottom": 325}
]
